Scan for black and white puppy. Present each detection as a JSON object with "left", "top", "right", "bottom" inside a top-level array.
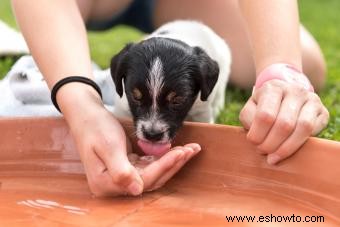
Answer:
[{"left": 110, "top": 20, "right": 231, "bottom": 156}]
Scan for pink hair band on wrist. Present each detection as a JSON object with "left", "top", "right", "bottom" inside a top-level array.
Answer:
[{"left": 254, "top": 63, "right": 314, "bottom": 92}]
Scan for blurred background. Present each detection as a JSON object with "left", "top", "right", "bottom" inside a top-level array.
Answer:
[{"left": 0, "top": 0, "right": 339, "bottom": 140}]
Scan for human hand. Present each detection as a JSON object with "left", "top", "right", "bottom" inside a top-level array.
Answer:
[
  {"left": 69, "top": 105, "right": 200, "bottom": 197},
  {"left": 58, "top": 84, "right": 200, "bottom": 196},
  {"left": 128, "top": 143, "right": 201, "bottom": 192},
  {"left": 239, "top": 79, "right": 329, "bottom": 165}
]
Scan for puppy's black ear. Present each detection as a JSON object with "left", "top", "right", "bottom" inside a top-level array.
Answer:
[
  {"left": 193, "top": 47, "right": 220, "bottom": 101},
  {"left": 110, "top": 43, "right": 133, "bottom": 97}
]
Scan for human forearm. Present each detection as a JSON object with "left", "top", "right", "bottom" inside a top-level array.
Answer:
[
  {"left": 238, "top": 1, "right": 329, "bottom": 166},
  {"left": 239, "top": 0, "right": 302, "bottom": 75},
  {"left": 11, "top": 0, "right": 93, "bottom": 86},
  {"left": 12, "top": 0, "right": 97, "bottom": 115}
]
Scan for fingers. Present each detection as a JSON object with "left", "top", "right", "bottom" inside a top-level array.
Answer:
[
  {"left": 89, "top": 139, "right": 201, "bottom": 196},
  {"left": 239, "top": 98, "right": 256, "bottom": 130},
  {"left": 313, "top": 107, "right": 329, "bottom": 135},
  {"left": 243, "top": 80, "right": 329, "bottom": 166},
  {"left": 148, "top": 143, "right": 201, "bottom": 191},
  {"left": 141, "top": 143, "right": 201, "bottom": 191},
  {"left": 71, "top": 108, "right": 146, "bottom": 197},
  {"left": 246, "top": 83, "right": 283, "bottom": 144},
  {"left": 148, "top": 145, "right": 200, "bottom": 191},
  {"left": 83, "top": 148, "right": 123, "bottom": 197},
  {"left": 256, "top": 89, "right": 306, "bottom": 153},
  {"left": 267, "top": 98, "right": 321, "bottom": 165},
  {"left": 95, "top": 138, "right": 144, "bottom": 196}
]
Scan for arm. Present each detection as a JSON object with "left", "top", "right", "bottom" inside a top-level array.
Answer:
[
  {"left": 239, "top": 0, "right": 302, "bottom": 74},
  {"left": 11, "top": 0, "right": 200, "bottom": 196},
  {"left": 11, "top": 0, "right": 142, "bottom": 196},
  {"left": 238, "top": 0, "right": 329, "bottom": 164},
  {"left": 11, "top": 0, "right": 97, "bottom": 120}
]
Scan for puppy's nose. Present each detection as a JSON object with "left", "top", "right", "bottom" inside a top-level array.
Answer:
[{"left": 143, "top": 128, "right": 164, "bottom": 142}]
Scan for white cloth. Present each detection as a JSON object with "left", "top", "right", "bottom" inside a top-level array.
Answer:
[
  {"left": 0, "top": 55, "right": 116, "bottom": 117},
  {"left": 0, "top": 20, "right": 29, "bottom": 56}
]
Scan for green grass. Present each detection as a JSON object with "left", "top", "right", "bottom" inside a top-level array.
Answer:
[
  {"left": 88, "top": 27, "right": 143, "bottom": 68},
  {"left": 0, "top": 0, "right": 339, "bottom": 141},
  {"left": 298, "top": 0, "right": 340, "bottom": 140}
]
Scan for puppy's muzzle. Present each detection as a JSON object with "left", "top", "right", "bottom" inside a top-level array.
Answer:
[{"left": 142, "top": 126, "right": 165, "bottom": 142}]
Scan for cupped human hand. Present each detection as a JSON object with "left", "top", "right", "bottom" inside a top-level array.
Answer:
[
  {"left": 128, "top": 143, "right": 201, "bottom": 192},
  {"left": 69, "top": 106, "right": 142, "bottom": 197},
  {"left": 239, "top": 79, "right": 329, "bottom": 165},
  {"left": 70, "top": 107, "right": 201, "bottom": 196},
  {"left": 59, "top": 86, "right": 201, "bottom": 196}
]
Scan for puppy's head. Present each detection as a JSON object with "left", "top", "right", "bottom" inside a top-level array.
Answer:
[{"left": 111, "top": 37, "right": 219, "bottom": 155}]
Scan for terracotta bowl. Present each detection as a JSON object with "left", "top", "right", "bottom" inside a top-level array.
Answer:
[{"left": 0, "top": 117, "right": 339, "bottom": 226}]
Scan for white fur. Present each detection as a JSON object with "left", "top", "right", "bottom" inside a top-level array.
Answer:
[
  {"left": 114, "top": 20, "right": 231, "bottom": 123},
  {"left": 135, "top": 57, "right": 168, "bottom": 141},
  {"left": 148, "top": 57, "right": 164, "bottom": 111},
  {"left": 148, "top": 20, "right": 231, "bottom": 123}
]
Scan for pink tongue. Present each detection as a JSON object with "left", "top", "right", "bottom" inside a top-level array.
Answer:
[{"left": 137, "top": 140, "right": 171, "bottom": 156}]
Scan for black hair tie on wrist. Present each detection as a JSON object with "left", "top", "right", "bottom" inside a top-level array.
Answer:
[{"left": 51, "top": 76, "right": 103, "bottom": 113}]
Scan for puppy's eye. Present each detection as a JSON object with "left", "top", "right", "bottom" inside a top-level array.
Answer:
[
  {"left": 166, "top": 92, "right": 185, "bottom": 107},
  {"left": 132, "top": 88, "right": 142, "bottom": 102}
]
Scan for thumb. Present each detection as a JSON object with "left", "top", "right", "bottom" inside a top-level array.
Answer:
[{"left": 96, "top": 141, "right": 144, "bottom": 196}]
